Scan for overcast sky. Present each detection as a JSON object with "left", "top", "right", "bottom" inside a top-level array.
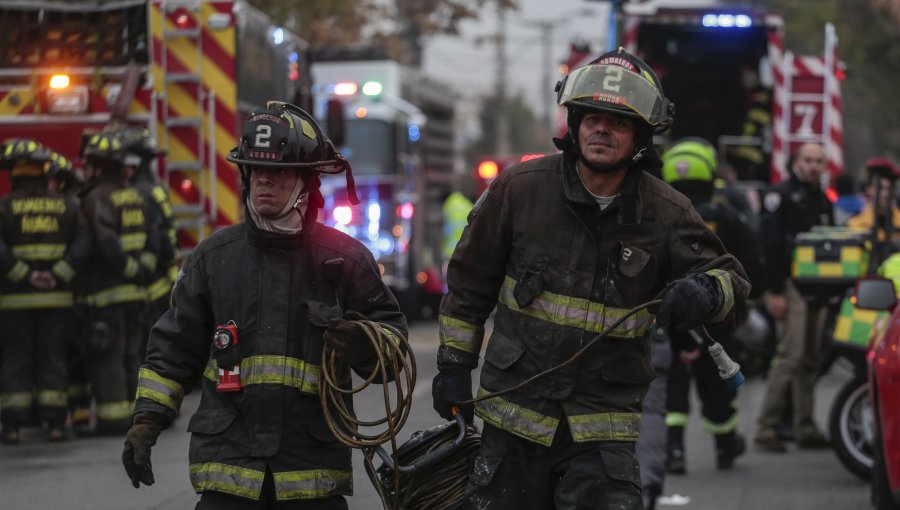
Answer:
[
  {"left": 422, "top": 0, "right": 613, "bottom": 129},
  {"left": 419, "top": 0, "right": 722, "bottom": 139}
]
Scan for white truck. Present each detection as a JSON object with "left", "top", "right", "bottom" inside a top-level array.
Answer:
[{"left": 313, "top": 54, "right": 457, "bottom": 318}]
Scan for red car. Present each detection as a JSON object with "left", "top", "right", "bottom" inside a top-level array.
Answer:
[{"left": 856, "top": 277, "right": 900, "bottom": 509}]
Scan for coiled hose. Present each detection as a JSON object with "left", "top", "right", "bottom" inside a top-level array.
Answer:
[
  {"left": 319, "top": 319, "right": 417, "bottom": 510},
  {"left": 319, "top": 301, "right": 741, "bottom": 510}
]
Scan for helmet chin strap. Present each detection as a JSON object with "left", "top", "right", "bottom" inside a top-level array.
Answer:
[{"left": 575, "top": 142, "right": 647, "bottom": 174}]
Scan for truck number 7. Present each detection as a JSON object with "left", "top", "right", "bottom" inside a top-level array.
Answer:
[{"left": 793, "top": 104, "right": 818, "bottom": 136}]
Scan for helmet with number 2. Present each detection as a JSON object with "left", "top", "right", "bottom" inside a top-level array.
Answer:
[
  {"left": 557, "top": 47, "right": 673, "bottom": 137},
  {"left": 227, "top": 101, "right": 358, "bottom": 208}
]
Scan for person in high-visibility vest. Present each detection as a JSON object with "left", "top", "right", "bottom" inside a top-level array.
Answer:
[{"left": 441, "top": 191, "right": 473, "bottom": 265}]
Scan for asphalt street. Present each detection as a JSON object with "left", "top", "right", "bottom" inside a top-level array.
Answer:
[{"left": 0, "top": 319, "right": 871, "bottom": 509}]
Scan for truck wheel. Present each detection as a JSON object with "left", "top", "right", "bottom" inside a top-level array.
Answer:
[{"left": 829, "top": 376, "right": 874, "bottom": 480}]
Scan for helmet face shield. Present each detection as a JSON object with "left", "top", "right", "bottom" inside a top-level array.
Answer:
[{"left": 557, "top": 63, "right": 666, "bottom": 126}]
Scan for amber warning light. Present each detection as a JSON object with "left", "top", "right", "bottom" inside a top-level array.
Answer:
[
  {"left": 477, "top": 160, "right": 499, "bottom": 180},
  {"left": 49, "top": 74, "right": 70, "bottom": 89}
]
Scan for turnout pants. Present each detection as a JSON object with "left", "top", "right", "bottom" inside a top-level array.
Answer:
[
  {"left": 0, "top": 308, "right": 74, "bottom": 427},
  {"left": 90, "top": 302, "right": 144, "bottom": 432},
  {"left": 196, "top": 468, "right": 348, "bottom": 510},
  {"left": 465, "top": 421, "right": 642, "bottom": 510},
  {"left": 665, "top": 338, "right": 739, "bottom": 445}
]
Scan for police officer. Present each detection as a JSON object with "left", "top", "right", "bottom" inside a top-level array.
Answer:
[
  {"left": 122, "top": 102, "right": 407, "bottom": 509},
  {"left": 754, "top": 142, "right": 833, "bottom": 451},
  {"left": 432, "top": 48, "right": 749, "bottom": 508},
  {"left": 80, "top": 131, "right": 157, "bottom": 435},
  {"left": 659, "top": 138, "right": 764, "bottom": 474},
  {"left": 0, "top": 139, "right": 91, "bottom": 443},
  {"left": 120, "top": 127, "right": 179, "bottom": 350}
]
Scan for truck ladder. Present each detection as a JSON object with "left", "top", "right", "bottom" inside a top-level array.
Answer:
[{"left": 159, "top": 0, "right": 208, "bottom": 255}]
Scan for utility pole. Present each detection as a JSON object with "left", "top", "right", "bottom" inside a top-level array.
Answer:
[
  {"left": 538, "top": 21, "right": 553, "bottom": 131},
  {"left": 495, "top": 2, "right": 510, "bottom": 155}
]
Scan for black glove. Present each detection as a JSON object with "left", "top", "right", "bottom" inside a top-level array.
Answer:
[
  {"left": 432, "top": 366, "right": 474, "bottom": 422},
  {"left": 652, "top": 273, "right": 720, "bottom": 331},
  {"left": 122, "top": 412, "right": 167, "bottom": 488},
  {"left": 324, "top": 310, "right": 375, "bottom": 366}
]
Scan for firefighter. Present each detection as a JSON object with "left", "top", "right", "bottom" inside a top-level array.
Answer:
[
  {"left": 659, "top": 138, "right": 765, "bottom": 475},
  {"left": 432, "top": 48, "right": 749, "bottom": 508},
  {"left": 47, "top": 152, "right": 94, "bottom": 432},
  {"left": 0, "top": 139, "right": 91, "bottom": 443},
  {"left": 754, "top": 142, "right": 833, "bottom": 451},
  {"left": 120, "top": 126, "right": 179, "bottom": 353},
  {"left": 726, "top": 66, "right": 772, "bottom": 182},
  {"left": 122, "top": 102, "right": 407, "bottom": 509},
  {"left": 80, "top": 131, "right": 157, "bottom": 435}
]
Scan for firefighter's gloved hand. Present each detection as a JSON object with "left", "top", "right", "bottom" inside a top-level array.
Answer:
[
  {"left": 432, "top": 366, "right": 474, "bottom": 423},
  {"left": 324, "top": 310, "right": 375, "bottom": 366},
  {"left": 122, "top": 412, "right": 167, "bottom": 488},
  {"left": 652, "top": 273, "right": 720, "bottom": 330}
]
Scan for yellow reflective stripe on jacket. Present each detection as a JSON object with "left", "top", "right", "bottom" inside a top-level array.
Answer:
[
  {"left": 96, "top": 400, "right": 132, "bottom": 421},
  {"left": 474, "top": 386, "right": 560, "bottom": 447},
  {"left": 146, "top": 275, "right": 173, "bottom": 301},
  {"left": 701, "top": 413, "right": 739, "bottom": 435},
  {"left": 568, "top": 412, "right": 641, "bottom": 442},
  {"left": 0, "top": 291, "right": 73, "bottom": 310},
  {"left": 498, "top": 276, "right": 654, "bottom": 338},
  {"left": 439, "top": 314, "right": 484, "bottom": 354},
  {"left": 6, "top": 260, "right": 28, "bottom": 282},
  {"left": 123, "top": 256, "right": 139, "bottom": 279},
  {"left": 88, "top": 284, "right": 146, "bottom": 307},
  {"left": 190, "top": 462, "right": 265, "bottom": 500},
  {"left": 0, "top": 392, "right": 32, "bottom": 409},
  {"left": 167, "top": 264, "right": 179, "bottom": 283},
  {"left": 665, "top": 411, "right": 688, "bottom": 427},
  {"left": 203, "top": 356, "right": 321, "bottom": 395},
  {"left": 12, "top": 243, "right": 66, "bottom": 261},
  {"left": 705, "top": 269, "right": 735, "bottom": 323},
  {"left": 51, "top": 259, "right": 75, "bottom": 283},
  {"left": 120, "top": 232, "right": 147, "bottom": 251},
  {"left": 139, "top": 251, "right": 157, "bottom": 270},
  {"left": 136, "top": 367, "right": 184, "bottom": 411},
  {"left": 273, "top": 469, "right": 353, "bottom": 500},
  {"left": 37, "top": 389, "right": 67, "bottom": 408}
]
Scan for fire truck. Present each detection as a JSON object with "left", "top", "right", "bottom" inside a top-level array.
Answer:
[
  {"left": 311, "top": 53, "right": 457, "bottom": 318},
  {"left": 0, "top": 0, "right": 315, "bottom": 249},
  {"left": 563, "top": 4, "right": 844, "bottom": 185}
]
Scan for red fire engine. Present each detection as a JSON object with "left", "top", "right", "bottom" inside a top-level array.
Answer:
[{"left": 0, "top": 0, "right": 314, "bottom": 250}]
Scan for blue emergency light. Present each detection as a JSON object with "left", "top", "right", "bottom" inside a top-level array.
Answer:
[{"left": 407, "top": 124, "right": 421, "bottom": 142}]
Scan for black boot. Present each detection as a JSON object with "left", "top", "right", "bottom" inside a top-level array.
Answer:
[{"left": 716, "top": 432, "right": 746, "bottom": 470}]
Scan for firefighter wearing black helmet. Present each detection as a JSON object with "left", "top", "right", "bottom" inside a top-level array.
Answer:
[
  {"left": 119, "top": 126, "right": 179, "bottom": 353},
  {"left": 80, "top": 131, "right": 158, "bottom": 435},
  {"left": 0, "top": 139, "right": 91, "bottom": 443},
  {"left": 46, "top": 150, "right": 94, "bottom": 432},
  {"left": 123, "top": 102, "right": 407, "bottom": 509},
  {"left": 432, "top": 48, "right": 749, "bottom": 508}
]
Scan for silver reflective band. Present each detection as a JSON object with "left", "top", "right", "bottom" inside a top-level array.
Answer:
[{"left": 557, "top": 64, "right": 665, "bottom": 125}]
